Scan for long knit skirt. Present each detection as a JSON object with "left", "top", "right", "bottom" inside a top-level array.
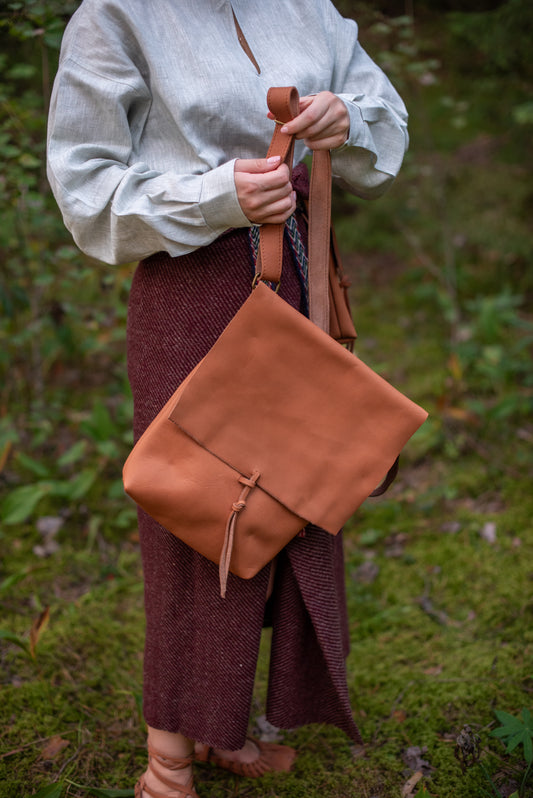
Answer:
[{"left": 126, "top": 189, "right": 362, "bottom": 750}]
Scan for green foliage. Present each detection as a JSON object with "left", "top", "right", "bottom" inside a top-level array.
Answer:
[
  {"left": 492, "top": 707, "right": 533, "bottom": 786},
  {"left": 68, "top": 786, "right": 134, "bottom": 798},
  {"left": 492, "top": 709, "right": 533, "bottom": 763},
  {"left": 32, "top": 785, "right": 65, "bottom": 798},
  {"left": 448, "top": 0, "right": 533, "bottom": 79},
  {"left": 344, "top": 6, "right": 442, "bottom": 92},
  {"left": 1, "top": 394, "right": 135, "bottom": 533},
  {"left": 0, "top": 0, "right": 137, "bottom": 541},
  {"left": 487, "top": 709, "right": 533, "bottom": 796},
  {"left": 0, "top": 627, "right": 30, "bottom": 656}
]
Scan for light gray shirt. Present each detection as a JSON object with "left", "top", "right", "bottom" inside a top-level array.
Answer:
[{"left": 47, "top": 0, "right": 408, "bottom": 265}]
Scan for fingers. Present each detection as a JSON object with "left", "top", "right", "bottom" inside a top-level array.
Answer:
[
  {"left": 275, "top": 91, "right": 350, "bottom": 151},
  {"left": 234, "top": 155, "right": 282, "bottom": 174},
  {"left": 249, "top": 191, "right": 297, "bottom": 224},
  {"left": 234, "top": 160, "right": 297, "bottom": 224}
]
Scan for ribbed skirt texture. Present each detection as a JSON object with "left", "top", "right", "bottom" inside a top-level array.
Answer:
[{"left": 126, "top": 177, "right": 362, "bottom": 748}]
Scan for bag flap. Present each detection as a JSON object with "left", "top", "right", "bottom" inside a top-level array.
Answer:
[{"left": 169, "top": 283, "right": 427, "bottom": 533}]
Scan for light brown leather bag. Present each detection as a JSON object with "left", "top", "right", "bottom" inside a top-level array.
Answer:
[{"left": 123, "top": 87, "right": 428, "bottom": 597}]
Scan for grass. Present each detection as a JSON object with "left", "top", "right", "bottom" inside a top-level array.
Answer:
[{"left": 2, "top": 256, "right": 532, "bottom": 796}]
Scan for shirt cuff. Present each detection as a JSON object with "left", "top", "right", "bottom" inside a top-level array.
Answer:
[
  {"left": 199, "top": 158, "right": 251, "bottom": 232},
  {"left": 332, "top": 93, "right": 377, "bottom": 157}
]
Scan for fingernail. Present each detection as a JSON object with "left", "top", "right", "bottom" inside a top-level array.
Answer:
[
  {"left": 267, "top": 155, "right": 281, "bottom": 163},
  {"left": 280, "top": 126, "right": 288, "bottom": 134}
]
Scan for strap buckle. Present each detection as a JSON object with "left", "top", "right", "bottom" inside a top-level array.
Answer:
[{"left": 252, "top": 272, "right": 281, "bottom": 293}]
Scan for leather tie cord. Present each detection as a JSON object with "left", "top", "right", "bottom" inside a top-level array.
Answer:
[{"left": 219, "top": 470, "right": 261, "bottom": 597}]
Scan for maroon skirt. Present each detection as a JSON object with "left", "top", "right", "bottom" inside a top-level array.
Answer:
[{"left": 126, "top": 189, "right": 361, "bottom": 749}]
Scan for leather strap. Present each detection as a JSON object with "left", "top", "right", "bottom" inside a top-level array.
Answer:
[
  {"left": 308, "top": 149, "right": 332, "bottom": 332},
  {"left": 256, "top": 87, "right": 299, "bottom": 287},
  {"left": 369, "top": 455, "right": 399, "bottom": 496},
  {"left": 257, "top": 86, "right": 331, "bottom": 333},
  {"left": 259, "top": 90, "right": 401, "bottom": 499}
]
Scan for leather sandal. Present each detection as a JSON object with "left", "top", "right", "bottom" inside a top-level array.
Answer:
[
  {"left": 135, "top": 744, "right": 199, "bottom": 798},
  {"left": 195, "top": 736, "right": 296, "bottom": 778}
]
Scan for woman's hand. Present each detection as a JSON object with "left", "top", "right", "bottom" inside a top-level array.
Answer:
[
  {"left": 234, "top": 156, "right": 296, "bottom": 224},
  {"left": 269, "top": 91, "right": 350, "bottom": 151}
]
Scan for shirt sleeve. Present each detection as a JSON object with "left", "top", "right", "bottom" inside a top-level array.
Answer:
[
  {"left": 322, "top": 3, "right": 409, "bottom": 198},
  {"left": 47, "top": 56, "right": 250, "bottom": 265}
]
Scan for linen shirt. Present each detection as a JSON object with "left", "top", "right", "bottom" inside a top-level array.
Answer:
[{"left": 47, "top": 0, "right": 408, "bottom": 265}]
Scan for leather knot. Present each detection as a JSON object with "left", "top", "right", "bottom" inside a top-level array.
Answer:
[
  {"left": 219, "top": 470, "right": 261, "bottom": 598},
  {"left": 239, "top": 474, "right": 259, "bottom": 489}
]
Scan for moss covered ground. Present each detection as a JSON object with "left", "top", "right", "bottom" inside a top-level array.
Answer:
[{"left": 2, "top": 345, "right": 532, "bottom": 798}]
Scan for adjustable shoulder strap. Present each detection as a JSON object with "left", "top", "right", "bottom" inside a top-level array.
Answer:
[
  {"left": 257, "top": 86, "right": 332, "bottom": 334},
  {"left": 256, "top": 87, "right": 299, "bottom": 287},
  {"left": 307, "top": 149, "right": 331, "bottom": 333}
]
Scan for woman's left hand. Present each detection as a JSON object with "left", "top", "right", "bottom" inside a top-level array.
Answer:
[{"left": 268, "top": 91, "right": 350, "bottom": 150}]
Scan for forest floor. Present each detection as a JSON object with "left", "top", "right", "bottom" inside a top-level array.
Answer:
[{"left": 2, "top": 226, "right": 532, "bottom": 798}]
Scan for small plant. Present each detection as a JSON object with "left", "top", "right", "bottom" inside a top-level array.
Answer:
[
  {"left": 454, "top": 725, "right": 502, "bottom": 798},
  {"left": 491, "top": 709, "right": 533, "bottom": 798}
]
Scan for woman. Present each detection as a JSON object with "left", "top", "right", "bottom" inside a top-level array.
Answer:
[{"left": 47, "top": 1, "right": 408, "bottom": 795}]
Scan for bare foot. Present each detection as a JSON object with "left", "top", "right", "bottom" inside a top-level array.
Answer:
[
  {"left": 211, "top": 738, "right": 261, "bottom": 765},
  {"left": 194, "top": 737, "right": 296, "bottom": 777}
]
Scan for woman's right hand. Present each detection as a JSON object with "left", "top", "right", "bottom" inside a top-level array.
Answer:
[{"left": 234, "top": 156, "right": 296, "bottom": 224}]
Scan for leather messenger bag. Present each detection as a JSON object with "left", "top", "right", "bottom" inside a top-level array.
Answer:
[{"left": 123, "top": 87, "right": 428, "bottom": 597}]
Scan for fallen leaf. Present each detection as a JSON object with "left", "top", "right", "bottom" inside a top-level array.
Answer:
[
  {"left": 0, "top": 440, "right": 13, "bottom": 473},
  {"left": 350, "top": 744, "right": 366, "bottom": 760},
  {"left": 393, "top": 709, "right": 407, "bottom": 723},
  {"left": 352, "top": 561, "right": 380, "bottom": 585},
  {"left": 440, "top": 521, "right": 461, "bottom": 534},
  {"left": 423, "top": 665, "right": 443, "bottom": 676},
  {"left": 30, "top": 606, "right": 50, "bottom": 659},
  {"left": 41, "top": 736, "right": 70, "bottom": 760},
  {"left": 33, "top": 540, "right": 61, "bottom": 558},
  {"left": 402, "top": 746, "right": 433, "bottom": 776},
  {"left": 480, "top": 522, "right": 497, "bottom": 544},
  {"left": 36, "top": 516, "right": 64, "bottom": 537},
  {"left": 401, "top": 771, "right": 423, "bottom": 797},
  {"left": 384, "top": 532, "right": 408, "bottom": 558},
  {"left": 447, "top": 352, "right": 463, "bottom": 381}
]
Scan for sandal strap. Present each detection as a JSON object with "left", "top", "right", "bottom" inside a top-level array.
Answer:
[
  {"left": 136, "top": 773, "right": 198, "bottom": 798},
  {"left": 148, "top": 744, "right": 194, "bottom": 772},
  {"left": 136, "top": 745, "right": 198, "bottom": 798}
]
